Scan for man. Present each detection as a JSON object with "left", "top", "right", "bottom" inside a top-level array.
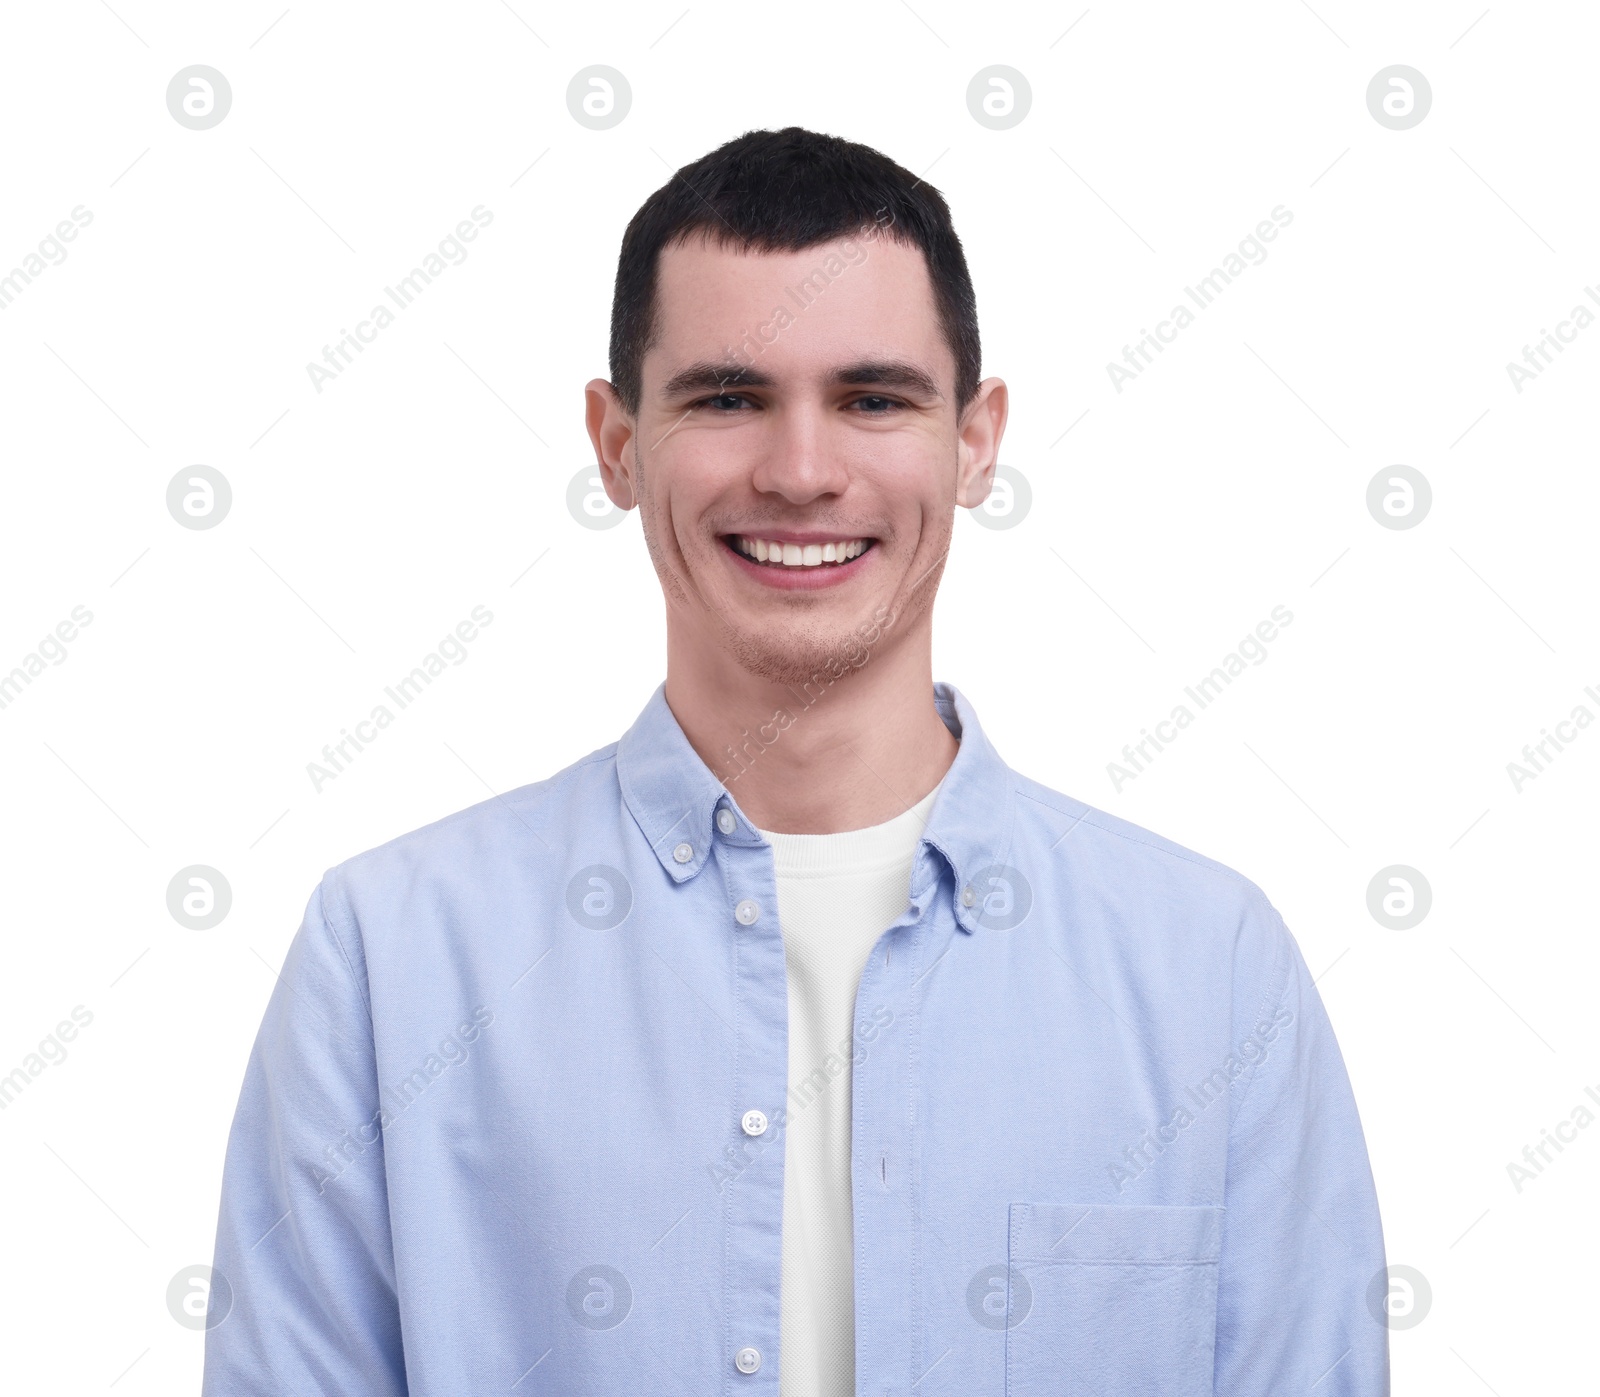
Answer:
[{"left": 205, "top": 127, "right": 1388, "bottom": 1395}]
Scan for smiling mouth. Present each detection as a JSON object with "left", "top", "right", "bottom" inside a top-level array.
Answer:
[{"left": 722, "top": 535, "right": 875, "bottom": 569}]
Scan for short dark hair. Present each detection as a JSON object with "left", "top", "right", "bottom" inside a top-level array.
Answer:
[{"left": 607, "top": 126, "right": 981, "bottom": 419}]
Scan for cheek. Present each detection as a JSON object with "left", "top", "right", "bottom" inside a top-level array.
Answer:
[
  {"left": 637, "top": 466, "right": 712, "bottom": 571},
  {"left": 659, "top": 441, "right": 747, "bottom": 530},
  {"left": 915, "top": 504, "right": 954, "bottom": 556}
]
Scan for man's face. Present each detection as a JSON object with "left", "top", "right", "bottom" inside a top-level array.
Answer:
[{"left": 588, "top": 230, "right": 1004, "bottom": 689}]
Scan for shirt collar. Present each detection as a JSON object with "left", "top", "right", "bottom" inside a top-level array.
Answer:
[{"left": 615, "top": 679, "right": 1017, "bottom": 933}]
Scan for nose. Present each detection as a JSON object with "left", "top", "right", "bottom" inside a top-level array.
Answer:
[{"left": 747, "top": 402, "right": 851, "bottom": 506}]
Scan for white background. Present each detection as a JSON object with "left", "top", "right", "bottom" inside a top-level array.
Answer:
[{"left": 1, "top": 1, "right": 1595, "bottom": 1390}]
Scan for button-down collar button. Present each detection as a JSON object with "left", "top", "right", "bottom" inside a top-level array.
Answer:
[
  {"left": 717, "top": 808, "right": 737, "bottom": 835},
  {"left": 672, "top": 842, "right": 693, "bottom": 864},
  {"left": 741, "top": 1108, "right": 768, "bottom": 1137},
  {"left": 735, "top": 1347, "right": 762, "bottom": 1374},
  {"left": 961, "top": 885, "right": 977, "bottom": 907},
  {"left": 734, "top": 898, "right": 760, "bottom": 925}
]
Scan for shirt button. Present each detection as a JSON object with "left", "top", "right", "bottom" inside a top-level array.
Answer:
[
  {"left": 735, "top": 899, "right": 760, "bottom": 925},
  {"left": 735, "top": 1347, "right": 762, "bottom": 1374},
  {"left": 741, "top": 1109, "right": 768, "bottom": 1137},
  {"left": 961, "top": 885, "right": 977, "bottom": 907},
  {"left": 673, "top": 842, "right": 693, "bottom": 864},
  {"left": 717, "top": 808, "right": 737, "bottom": 835}
]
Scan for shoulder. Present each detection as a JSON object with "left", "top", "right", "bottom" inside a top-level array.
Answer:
[
  {"left": 1006, "top": 770, "right": 1291, "bottom": 968},
  {"left": 318, "top": 741, "right": 622, "bottom": 926},
  {"left": 1010, "top": 771, "right": 1261, "bottom": 896}
]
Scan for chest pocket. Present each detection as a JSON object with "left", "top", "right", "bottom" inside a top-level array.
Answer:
[{"left": 1005, "top": 1202, "right": 1223, "bottom": 1397}]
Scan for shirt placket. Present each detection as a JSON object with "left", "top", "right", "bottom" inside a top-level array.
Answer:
[
  {"left": 849, "top": 847, "right": 943, "bottom": 1397},
  {"left": 714, "top": 803, "right": 789, "bottom": 1392}
]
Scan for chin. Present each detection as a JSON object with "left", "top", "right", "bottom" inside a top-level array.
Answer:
[{"left": 720, "top": 626, "right": 869, "bottom": 691}]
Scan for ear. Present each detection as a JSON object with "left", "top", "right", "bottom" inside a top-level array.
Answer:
[
  {"left": 954, "top": 377, "right": 1009, "bottom": 509},
  {"left": 584, "top": 378, "right": 638, "bottom": 510}
]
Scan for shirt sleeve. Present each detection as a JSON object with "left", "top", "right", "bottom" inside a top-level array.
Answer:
[
  {"left": 1211, "top": 890, "right": 1390, "bottom": 1396},
  {"left": 203, "top": 876, "right": 408, "bottom": 1396}
]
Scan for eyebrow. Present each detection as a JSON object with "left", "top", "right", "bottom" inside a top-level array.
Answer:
[{"left": 658, "top": 358, "right": 944, "bottom": 402}]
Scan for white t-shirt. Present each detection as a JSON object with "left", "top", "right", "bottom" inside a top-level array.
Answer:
[{"left": 755, "top": 776, "right": 944, "bottom": 1397}]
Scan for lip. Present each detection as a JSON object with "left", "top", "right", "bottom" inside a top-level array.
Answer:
[
  {"left": 719, "top": 534, "right": 876, "bottom": 591},
  {"left": 732, "top": 529, "right": 870, "bottom": 546}
]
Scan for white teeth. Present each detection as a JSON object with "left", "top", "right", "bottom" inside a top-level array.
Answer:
[{"left": 733, "top": 536, "right": 869, "bottom": 568}]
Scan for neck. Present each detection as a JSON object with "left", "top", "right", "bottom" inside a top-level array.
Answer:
[{"left": 663, "top": 625, "right": 959, "bottom": 835}]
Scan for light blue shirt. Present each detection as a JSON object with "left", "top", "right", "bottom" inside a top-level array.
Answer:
[{"left": 204, "top": 681, "right": 1388, "bottom": 1395}]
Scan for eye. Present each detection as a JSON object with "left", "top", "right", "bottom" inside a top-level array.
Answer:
[
  {"left": 691, "top": 393, "right": 753, "bottom": 412},
  {"left": 850, "top": 395, "right": 903, "bottom": 414}
]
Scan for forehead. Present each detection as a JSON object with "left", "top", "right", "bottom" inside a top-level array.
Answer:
[{"left": 648, "top": 232, "right": 946, "bottom": 377}]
